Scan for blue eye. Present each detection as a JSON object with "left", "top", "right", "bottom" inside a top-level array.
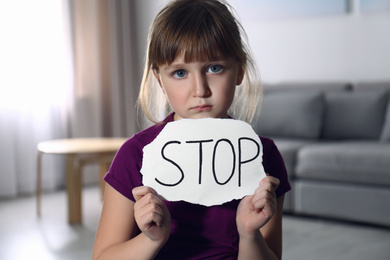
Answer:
[
  {"left": 208, "top": 65, "right": 223, "bottom": 74},
  {"left": 173, "top": 70, "right": 187, "bottom": 78}
]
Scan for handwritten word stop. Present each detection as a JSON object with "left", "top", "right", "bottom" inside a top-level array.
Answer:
[{"left": 141, "top": 118, "right": 266, "bottom": 206}]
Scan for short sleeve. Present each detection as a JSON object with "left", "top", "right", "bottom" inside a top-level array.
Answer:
[
  {"left": 104, "top": 137, "right": 144, "bottom": 202},
  {"left": 260, "top": 136, "right": 291, "bottom": 198},
  {"left": 104, "top": 114, "right": 174, "bottom": 202}
]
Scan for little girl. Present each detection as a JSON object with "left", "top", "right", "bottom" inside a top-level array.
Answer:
[{"left": 93, "top": 0, "right": 290, "bottom": 259}]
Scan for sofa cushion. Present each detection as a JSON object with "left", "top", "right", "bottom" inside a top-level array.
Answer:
[
  {"left": 254, "top": 91, "right": 324, "bottom": 139},
  {"left": 295, "top": 142, "right": 390, "bottom": 186},
  {"left": 263, "top": 82, "right": 351, "bottom": 93},
  {"left": 272, "top": 138, "right": 314, "bottom": 177},
  {"left": 353, "top": 81, "right": 390, "bottom": 91},
  {"left": 322, "top": 90, "right": 388, "bottom": 140},
  {"left": 294, "top": 180, "right": 390, "bottom": 227},
  {"left": 269, "top": 138, "right": 313, "bottom": 213}
]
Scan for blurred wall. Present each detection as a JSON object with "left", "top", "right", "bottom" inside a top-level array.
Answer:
[
  {"left": 240, "top": 11, "right": 390, "bottom": 83},
  {"left": 135, "top": 0, "right": 390, "bottom": 84}
]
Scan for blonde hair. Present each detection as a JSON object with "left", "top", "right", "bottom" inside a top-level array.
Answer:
[{"left": 137, "top": 0, "right": 262, "bottom": 124}]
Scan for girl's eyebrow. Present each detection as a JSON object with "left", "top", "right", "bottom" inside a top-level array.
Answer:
[{"left": 163, "top": 64, "right": 184, "bottom": 71}]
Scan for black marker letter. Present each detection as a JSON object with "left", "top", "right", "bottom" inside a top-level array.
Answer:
[
  {"left": 155, "top": 141, "right": 184, "bottom": 187},
  {"left": 186, "top": 139, "right": 213, "bottom": 184},
  {"left": 238, "top": 137, "right": 260, "bottom": 187},
  {"left": 212, "top": 139, "right": 236, "bottom": 185}
]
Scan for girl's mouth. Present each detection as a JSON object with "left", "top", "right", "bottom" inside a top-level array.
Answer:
[{"left": 192, "top": 105, "right": 212, "bottom": 112}]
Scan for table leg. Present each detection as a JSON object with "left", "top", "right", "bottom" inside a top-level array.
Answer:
[
  {"left": 99, "top": 155, "right": 109, "bottom": 200},
  {"left": 36, "top": 151, "right": 43, "bottom": 217},
  {"left": 66, "top": 154, "right": 82, "bottom": 224}
]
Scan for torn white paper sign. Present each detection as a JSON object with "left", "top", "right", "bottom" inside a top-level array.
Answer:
[{"left": 140, "top": 118, "right": 266, "bottom": 206}]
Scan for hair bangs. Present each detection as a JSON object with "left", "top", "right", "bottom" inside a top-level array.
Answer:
[
  {"left": 150, "top": 0, "right": 243, "bottom": 69},
  {"left": 178, "top": 32, "right": 225, "bottom": 64}
]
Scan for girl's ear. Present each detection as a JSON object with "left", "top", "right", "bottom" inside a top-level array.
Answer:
[{"left": 236, "top": 66, "right": 244, "bottom": 85}]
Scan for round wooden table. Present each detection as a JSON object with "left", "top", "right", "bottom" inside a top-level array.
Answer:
[{"left": 37, "top": 138, "right": 128, "bottom": 224}]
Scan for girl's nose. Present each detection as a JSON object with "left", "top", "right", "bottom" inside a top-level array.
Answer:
[{"left": 192, "top": 73, "right": 211, "bottom": 97}]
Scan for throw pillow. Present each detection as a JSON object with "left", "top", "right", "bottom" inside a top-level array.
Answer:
[
  {"left": 322, "top": 90, "right": 388, "bottom": 139},
  {"left": 253, "top": 91, "right": 324, "bottom": 139},
  {"left": 380, "top": 100, "right": 390, "bottom": 141}
]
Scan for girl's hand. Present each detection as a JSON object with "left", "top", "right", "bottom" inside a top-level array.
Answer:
[
  {"left": 236, "top": 175, "right": 280, "bottom": 240},
  {"left": 132, "top": 186, "right": 171, "bottom": 244}
]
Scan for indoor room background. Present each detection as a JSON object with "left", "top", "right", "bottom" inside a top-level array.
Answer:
[
  {"left": 1, "top": 0, "right": 389, "bottom": 198},
  {"left": 0, "top": 0, "right": 389, "bottom": 259}
]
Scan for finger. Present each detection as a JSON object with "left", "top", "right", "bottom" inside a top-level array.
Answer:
[
  {"left": 251, "top": 195, "right": 277, "bottom": 217},
  {"left": 254, "top": 180, "right": 274, "bottom": 196},
  {"left": 134, "top": 192, "right": 164, "bottom": 212},
  {"left": 137, "top": 211, "right": 163, "bottom": 229},
  {"left": 251, "top": 185, "right": 277, "bottom": 208},
  {"left": 132, "top": 186, "right": 157, "bottom": 202},
  {"left": 252, "top": 193, "right": 276, "bottom": 209},
  {"left": 251, "top": 197, "right": 266, "bottom": 213},
  {"left": 260, "top": 176, "right": 280, "bottom": 190},
  {"left": 252, "top": 186, "right": 273, "bottom": 201},
  {"left": 134, "top": 196, "right": 166, "bottom": 228},
  {"left": 139, "top": 203, "right": 165, "bottom": 227},
  {"left": 135, "top": 201, "right": 163, "bottom": 218},
  {"left": 260, "top": 175, "right": 279, "bottom": 187}
]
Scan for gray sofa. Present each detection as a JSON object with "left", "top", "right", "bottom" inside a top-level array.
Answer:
[{"left": 252, "top": 82, "right": 390, "bottom": 227}]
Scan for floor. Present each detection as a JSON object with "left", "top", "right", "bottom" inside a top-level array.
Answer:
[{"left": 0, "top": 186, "right": 389, "bottom": 260}]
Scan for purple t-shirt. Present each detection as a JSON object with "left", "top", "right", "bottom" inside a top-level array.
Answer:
[{"left": 104, "top": 113, "right": 290, "bottom": 259}]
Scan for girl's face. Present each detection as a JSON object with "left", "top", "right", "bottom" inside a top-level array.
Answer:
[{"left": 154, "top": 55, "right": 243, "bottom": 121}]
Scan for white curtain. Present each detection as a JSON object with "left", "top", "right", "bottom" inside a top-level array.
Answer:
[
  {"left": 0, "top": 0, "right": 144, "bottom": 198},
  {"left": 68, "top": 0, "right": 142, "bottom": 185},
  {"left": 69, "top": 0, "right": 141, "bottom": 138},
  {"left": 0, "top": 0, "right": 73, "bottom": 197}
]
